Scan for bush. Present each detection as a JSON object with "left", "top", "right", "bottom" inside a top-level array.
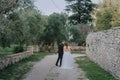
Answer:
[
  {"left": 13, "top": 46, "right": 24, "bottom": 53},
  {"left": 96, "top": 9, "right": 112, "bottom": 30}
]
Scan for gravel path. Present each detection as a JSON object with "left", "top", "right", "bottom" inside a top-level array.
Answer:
[{"left": 24, "top": 54, "right": 89, "bottom": 80}]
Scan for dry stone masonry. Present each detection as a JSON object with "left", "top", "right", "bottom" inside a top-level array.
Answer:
[
  {"left": 86, "top": 27, "right": 120, "bottom": 79},
  {"left": 0, "top": 46, "right": 33, "bottom": 70}
]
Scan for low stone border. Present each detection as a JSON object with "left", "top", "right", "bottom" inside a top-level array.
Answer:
[{"left": 0, "top": 47, "right": 33, "bottom": 70}]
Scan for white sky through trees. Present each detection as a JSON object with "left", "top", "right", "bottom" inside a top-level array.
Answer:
[{"left": 34, "top": 0, "right": 101, "bottom": 15}]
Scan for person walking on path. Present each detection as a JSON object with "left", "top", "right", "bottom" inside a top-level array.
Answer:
[
  {"left": 61, "top": 42, "right": 74, "bottom": 69},
  {"left": 55, "top": 40, "right": 65, "bottom": 67}
]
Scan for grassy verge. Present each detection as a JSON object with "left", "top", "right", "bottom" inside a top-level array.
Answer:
[
  {"left": 0, "top": 45, "right": 20, "bottom": 58},
  {"left": 0, "top": 47, "right": 13, "bottom": 58},
  {"left": 0, "top": 52, "right": 51, "bottom": 80},
  {"left": 0, "top": 53, "right": 11, "bottom": 58},
  {"left": 76, "top": 56, "right": 118, "bottom": 80}
]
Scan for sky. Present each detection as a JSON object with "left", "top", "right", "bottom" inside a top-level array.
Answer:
[{"left": 34, "top": 0, "right": 101, "bottom": 15}]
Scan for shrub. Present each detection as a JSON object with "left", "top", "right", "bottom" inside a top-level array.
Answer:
[{"left": 13, "top": 46, "right": 24, "bottom": 53}]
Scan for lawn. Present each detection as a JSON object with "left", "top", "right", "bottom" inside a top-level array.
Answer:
[
  {"left": 0, "top": 45, "right": 27, "bottom": 58},
  {"left": 0, "top": 47, "right": 14, "bottom": 58},
  {"left": 76, "top": 56, "right": 118, "bottom": 80},
  {"left": 0, "top": 52, "right": 51, "bottom": 80}
]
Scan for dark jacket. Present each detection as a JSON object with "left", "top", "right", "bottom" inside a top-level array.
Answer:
[{"left": 58, "top": 43, "right": 64, "bottom": 54}]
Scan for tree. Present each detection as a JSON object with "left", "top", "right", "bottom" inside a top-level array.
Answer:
[
  {"left": 41, "top": 13, "right": 68, "bottom": 46},
  {"left": 69, "top": 24, "right": 93, "bottom": 46},
  {"left": 0, "top": 15, "right": 13, "bottom": 48},
  {"left": 96, "top": 9, "right": 112, "bottom": 30},
  {"left": 20, "top": 8, "right": 46, "bottom": 45},
  {"left": 0, "top": 0, "right": 48, "bottom": 48},
  {"left": 65, "top": 0, "right": 94, "bottom": 24},
  {"left": 0, "top": 0, "right": 34, "bottom": 48},
  {"left": 0, "top": 0, "right": 33, "bottom": 16},
  {"left": 8, "top": 8, "right": 46, "bottom": 46},
  {"left": 95, "top": 0, "right": 120, "bottom": 30}
]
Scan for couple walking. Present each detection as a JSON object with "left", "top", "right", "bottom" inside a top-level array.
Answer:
[{"left": 55, "top": 40, "right": 74, "bottom": 69}]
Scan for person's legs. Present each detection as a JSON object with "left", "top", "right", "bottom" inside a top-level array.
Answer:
[
  {"left": 56, "top": 56, "right": 60, "bottom": 66},
  {"left": 59, "top": 55, "right": 63, "bottom": 67}
]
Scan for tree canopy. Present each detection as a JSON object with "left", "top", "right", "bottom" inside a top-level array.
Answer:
[
  {"left": 69, "top": 24, "right": 93, "bottom": 46},
  {"left": 0, "top": 0, "right": 95, "bottom": 50},
  {"left": 95, "top": 0, "right": 120, "bottom": 30},
  {"left": 65, "top": 0, "right": 94, "bottom": 24},
  {"left": 40, "top": 13, "right": 68, "bottom": 46},
  {"left": 0, "top": 0, "right": 46, "bottom": 48}
]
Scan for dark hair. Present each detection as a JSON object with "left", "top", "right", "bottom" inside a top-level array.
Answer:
[{"left": 64, "top": 42, "right": 68, "bottom": 49}]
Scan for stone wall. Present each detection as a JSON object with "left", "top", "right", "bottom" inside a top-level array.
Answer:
[
  {"left": 86, "top": 27, "right": 120, "bottom": 79},
  {"left": 0, "top": 46, "right": 33, "bottom": 70}
]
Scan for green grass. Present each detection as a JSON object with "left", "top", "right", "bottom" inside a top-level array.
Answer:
[
  {"left": 0, "top": 47, "right": 13, "bottom": 52},
  {"left": 0, "top": 54, "right": 11, "bottom": 58},
  {"left": 0, "top": 45, "right": 27, "bottom": 58},
  {"left": 0, "top": 47, "right": 13, "bottom": 58},
  {"left": 0, "top": 52, "right": 51, "bottom": 80},
  {"left": 0, "top": 45, "right": 17, "bottom": 52},
  {"left": 76, "top": 56, "right": 118, "bottom": 80}
]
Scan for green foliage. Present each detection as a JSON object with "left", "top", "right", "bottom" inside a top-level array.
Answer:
[
  {"left": 70, "top": 25, "right": 80, "bottom": 43},
  {"left": 69, "top": 24, "right": 93, "bottom": 46},
  {"left": 76, "top": 56, "right": 118, "bottom": 80},
  {"left": 0, "top": 17, "right": 12, "bottom": 48},
  {"left": 13, "top": 46, "right": 24, "bottom": 53},
  {"left": 0, "top": 47, "right": 13, "bottom": 58},
  {"left": 0, "top": 47, "right": 13, "bottom": 53},
  {"left": 0, "top": 8, "right": 46, "bottom": 47},
  {"left": 0, "top": 0, "right": 33, "bottom": 14},
  {"left": 41, "top": 13, "right": 68, "bottom": 45},
  {"left": 0, "top": 45, "right": 17, "bottom": 52},
  {"left": 65, "top": 0, "right": 94, "bottom": 24},
  {"left": 12, "top": 8, "right": 46, "bottom": 45},
  {"left": 96, "top": 9, "right": 112, "bottom": 30},
  {"left": 0, "top": 0, "right": 17, "bottom": 14},
  {"left": 0, "top": 45, "right": 23, "bottom": 57},
  {"left": 0, "top": 0, "right": 45, "bottom": 48},
  {"left": 95, "top": 0, "right": 120, "bottom": 30}
]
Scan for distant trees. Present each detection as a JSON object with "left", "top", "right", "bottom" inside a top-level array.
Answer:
[
  {"left": 65, "top": 0, "right": 94, "bottom": 24},
  {"left": 65, "top": 0, "right": 94, "bottom": 45},
  {"left": 69, "top": 24, "right": 93, "bottom": 46},
  {"left": 95, "top": 0, "right": 120, "bottom": 30},
  {"left": 0, "top": 0, "right": 69, "bottom": 52},
  {"left": 0, "top": 0, "right": 96, "bottom": 50},
  {"left": 40, "top": 13, "right": 68, "bottom": 46}
]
